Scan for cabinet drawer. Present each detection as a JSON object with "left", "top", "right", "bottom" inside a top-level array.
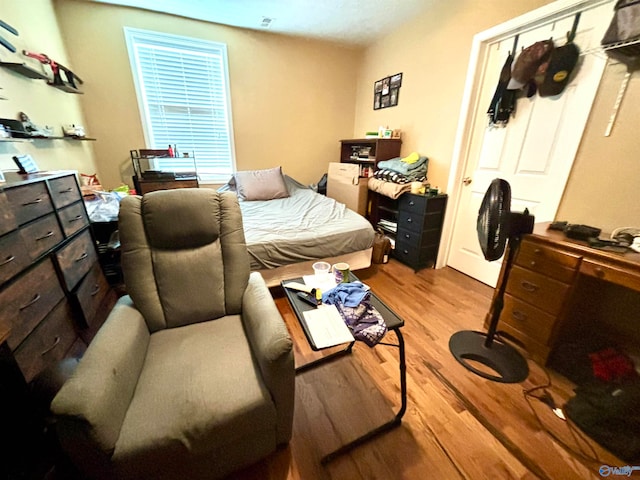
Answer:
[
  {"left": 580, "top": 259, "right": 640, "bottom": 292},
  {"left": 7, "top": 182, "right": 54, "bottom": 225},
  {"left": 58, "top": 202, "right": 89, "bottom": 237},
  {"left": 395, "top": 227, "right": 441, "bottom": 249},
  {"left": 397, "top": 210, "right": 443, "bottom": 234},
  {"left": 0, "top": 230, "right": 31, "bottom": 286},
  {"left": 500, "top": 294, "right": 557, "bottom": 344},
  {"left": 398, "top": 194, "right": 427, "bottom": 214},
  {"left": 0, "top": 191, "right": 18, "bottom": 236},
  {"left": 55, "top": 230, "right": 97, "bottom": 291},
  {"left": 394, "top": 240, "right": 438, "bottom": 269},
  {"left": 497, "top": 322, "right": 551, "bottom": 365},
  {"left": 0, "top": 258, "right": 65, "bottom": 350},
  {"left": 74, "top": 262, "right": 110, "bottom": 329},
  {"left": 49, "top": 175, "right": 82, "bottom": 209},
  {"left": 506, "top": 265, "right": 570, "bottom": 315},
  {"left": 13, "top": 300, "right": 78, "bottom": 383},
  {"left": 20, "top": 213, "right": 64, "bottom": 260},
  {"left": 515, "top": 239, "right": 580, "bottom": 283}
]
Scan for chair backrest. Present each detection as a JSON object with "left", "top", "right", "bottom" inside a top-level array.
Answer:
[{"left": 118, "top": 189, "right": 250, "bottom": 332}]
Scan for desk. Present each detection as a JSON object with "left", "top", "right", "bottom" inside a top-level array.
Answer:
[
  {"left": 487, "top": 222, "right": 640, "bottom": 368},
  {"left": 282, "top": 275, "right": 406, "bottom": 464}
]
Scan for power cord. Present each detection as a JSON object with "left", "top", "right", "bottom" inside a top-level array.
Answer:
[{"left": 494, "top": 331, "right": 602, "bottom": 464}]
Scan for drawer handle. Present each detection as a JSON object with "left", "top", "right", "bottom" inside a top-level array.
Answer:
[
  {"left": 402, "top": 249, "right": 409, "bottom": 255},
  {"left": 19, "top": 293, "right": 41, "bottom": 310},
  {"left": 409, "top": 201, "right": 415, "bottom": 206},
  {"left": 512, "top": 310, "right": 528, "bottom": 322},
  {"left": 520, "top": 280, "right": 539, "bottom": 292},
  {"left": 22, "top": 197, "right": 43, "bottom": 206},
  {"left": 41, "top": 336, "right": 61, "bottom": 356},
  {"left": 530, "top": 261, "right": 536, "bottom": 267},
  {"left": 534, "top": 248, "right": 542, "bottom": 255},
  {"left": 593, "top": 267, "right": 605, "bottom": 278},
  {"left": 36, "top": 231, "right": 55, "bottom": 241},
  {"left": 69, "top": 214, "right": 84, "bottom": 223},
  {"left": 406, "top": 217, "right": 413, "bottom": 223},
  {"left": 90, "top": 284, "right": 101, "bottom": 296},
  {"left": 76, "top": 252, "right": 89, "bottom": 262},
  {"left": 59, "top": 187, "right": 73, "bottom": 193},
  {"left": 0, "top": 255, "right": 16, "bottom": 266},
  {"left": 404, "top": 233, "right": 411, "bottom": 239}
]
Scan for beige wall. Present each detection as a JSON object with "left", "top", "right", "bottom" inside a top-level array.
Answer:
[
  {"left": 53, "top": 0, "right": 361, "bottom": 189},
  {"left": 0, "top": 0, "right": 97, "bottom": 177},
  {"left": 353, "top": 0, "right": 639, "bottom": 233}
]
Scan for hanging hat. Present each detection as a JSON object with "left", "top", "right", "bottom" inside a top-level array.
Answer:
[
  {"left": 538, "top": 42, "right": 580, "bottom": 97},
  {"left": 507, "top": 39, "right": 554, "bottom": 90}
]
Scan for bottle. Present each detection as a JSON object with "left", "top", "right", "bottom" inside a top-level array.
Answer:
[
  {"left": 167, "top": 144, "right": 174, "bottom": 157},
  {"left": 174, "top": 144, "right": 179, "bottom": 157}
]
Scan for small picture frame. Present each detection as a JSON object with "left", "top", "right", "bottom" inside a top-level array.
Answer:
[
  {"left": 380, "top": 94, "right": 390, "bottom": 108},
  {"left": 390, "top": 73, "right": 402, "bottom": 88},
  {"left": 390, "top": 87, "right": 400, "bottom": 107},
  {"left": 13, "top": 154, "right": 39, "bottom": 174},
  {"left": 381, "top": 77, "right": 390, "bottom": 95},
  {"left": 374, "top": 80, "right": 383, "bottom": 94},
  {"left": 373, "top": 93, "right": 381, "bottom": 110},
  {"left": 373, "top": 72, "right": 403, "bottom": 110}
]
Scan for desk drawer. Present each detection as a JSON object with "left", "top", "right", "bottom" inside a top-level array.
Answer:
[
  {"left": 49, "top": 175, "right": 82, "bottom": 209},
  {"left": 500, "top": 293, "right": 557, "bottom": 344},
  {"left": 506, "top": 265, "right": 570, "bottom": 315},
  {"left": 13, "top": 300, "right": 78, "bottom": 383},
  {"left": 7, "top": 182, "right": 54, "bottom": 225},
  {"left": 21, "top": 213, "right": 64, "bottom": 261},
  {"left": 580, "top": 259, "right": 640, "bottom": 292},
  {"left": 516, "top": 239, "right": 580, "bottom": 283},
  {"left": 0, "top": 191, "right": 18, "bottom": 236},
  {"left": 497, "top": 322, "right": 551, "bottom": 365},
  {"left": 58, "top": 202, "right": 89, "bottom": 237},
  {"left": 0, "top": 230, "right": 31, "bottom": 286},
  {"left": 0, "top": 258, "right": 65, "bottom": 350},
  {"left": 55, "top": 230, "right": 97, "bottom": 291}
]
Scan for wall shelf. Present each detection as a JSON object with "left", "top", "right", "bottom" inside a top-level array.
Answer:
[{"left": 0, "top": 62, "right": 48, "bottom": 80}]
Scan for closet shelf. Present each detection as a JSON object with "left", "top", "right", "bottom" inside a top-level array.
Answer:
[{"left": 581, "top": 37, "right": 640, "bottom": 57}]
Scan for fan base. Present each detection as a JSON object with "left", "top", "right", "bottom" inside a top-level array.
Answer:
[{"left": 449, "top": 330, "right": 529, "bottom": 383}]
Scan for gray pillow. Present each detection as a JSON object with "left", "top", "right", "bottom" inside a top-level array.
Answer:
[{"left": 233, "top": 167, "right": 289, "bottom": 201}]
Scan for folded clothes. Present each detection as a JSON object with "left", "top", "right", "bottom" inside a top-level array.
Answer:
[
  {"left": 374, "top": 168, "right": 426, "bottom": 184},
  {"left": 377, "top": 156, "right": 428, "bottom": 175},
  {"left": 368, "top": 177, "right": 412, "bottom": 199}
]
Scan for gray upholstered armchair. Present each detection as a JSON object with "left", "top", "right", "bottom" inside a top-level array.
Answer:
[{"left": 51, "top": 189, "right": 295, "bottom": 480}]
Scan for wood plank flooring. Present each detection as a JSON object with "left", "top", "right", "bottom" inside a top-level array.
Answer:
[{"left": 231, "top": 260, "right": 623, "bottom": 480}]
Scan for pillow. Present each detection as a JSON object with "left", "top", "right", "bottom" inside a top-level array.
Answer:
[{"left": 233, "top": 167, "right": 289, "bottom": 201}]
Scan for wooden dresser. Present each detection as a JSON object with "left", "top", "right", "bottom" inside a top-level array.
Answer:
[
  {"left": 0, "top": 171, "right": 116, "bottom": 478},
  {"left": 486, "top": 222, "right": 640, "bottom": 367}
]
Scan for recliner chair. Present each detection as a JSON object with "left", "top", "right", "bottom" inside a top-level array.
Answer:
[{"left": 51, "top": 189, "right": 295, "bottom": 480}]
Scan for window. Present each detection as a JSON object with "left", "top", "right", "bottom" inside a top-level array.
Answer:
[{"left": 124, "top": 27, "right": 235, "bottom": 182}]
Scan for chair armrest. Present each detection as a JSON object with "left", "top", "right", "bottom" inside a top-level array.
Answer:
[
  {"left": 242, "top": 272, "right": 294, "bottom": 444},
  {"left": 51, "top": 296, "right": 150, "bottom": 465}
]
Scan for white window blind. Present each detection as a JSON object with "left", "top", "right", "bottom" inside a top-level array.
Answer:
[{"left": 124, "top": 27, "right": 235, "bottom": 182}]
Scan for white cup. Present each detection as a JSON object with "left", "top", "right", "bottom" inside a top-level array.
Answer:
[
  {"left": 411, "top": 181, "right": 422, "bottom": 194},
  {"left": 312, "top": 261, "right": 331, "bottom": 282}
]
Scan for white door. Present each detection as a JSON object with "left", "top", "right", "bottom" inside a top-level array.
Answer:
[{"left": 446, "top": 1, "right": 613, "bottom": 287}]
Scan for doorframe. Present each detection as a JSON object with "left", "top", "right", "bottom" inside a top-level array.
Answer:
[{"left": 438, "top": 0, "right": 611, "bottom": 269}]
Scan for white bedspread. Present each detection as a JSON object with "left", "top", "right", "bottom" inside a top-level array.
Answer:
[{"left": 236, "top": 177, "right": 375, "bottom": 270}]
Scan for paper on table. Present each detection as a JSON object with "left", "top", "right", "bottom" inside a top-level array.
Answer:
[
  {"left": 302, "top": 274, "right": 337, "bottom": 293},
  {"left": 302, "top": 305, "right": 354, "bottom": 348}
]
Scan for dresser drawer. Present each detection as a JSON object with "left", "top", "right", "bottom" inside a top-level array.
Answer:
[
  {"left": 500, "top": 293, "right": 557, "bottom": 344},
  {"left": 0, "top": 258, "right": 65, "bottom": 350},
  {"left": 395, "top": 227, "right": 442, "bottom": 249},
  {"left": 398, "top": 194, "right": 427, "bottom": 214},
  {"left": 0, "top": 191, "right": 18, "bottom": 236},
  {"left": 0, "top": 230, "right": 31, "bottom": 286},
  {"left": 393, "top": 240, "right": 438, "bottom": 269},
  {"left": 58, "top": 201, "right": 89, "bottom": 237},
  {"left": 397, "top": 210, "right": 443, "bottom": 235},
  {"left": 515, "top": 239, "right": 580, "bottom": 283},
  {"left": 55, "top": 230, "right": 97, "bottom": 291},
  {"left": 7, "top": 182, "right": 54, "bottom": 225},
  {"left": 506, "top": 265, "right": 571, "bottom": 315},
  {"left": 20, "top": 213, "right": 64, "bottom": 261},
  {"left": 497, "top": 322, "right": 551, "bottom": 365},
  {"left": 13, "top": 300, "right": 78, "bottom": 383},
  {"left": 49, "top": 175, "right": 82, "bottom": 209},
  {"left": 74, "top": 262, "right": 110, "bottom": 329}
]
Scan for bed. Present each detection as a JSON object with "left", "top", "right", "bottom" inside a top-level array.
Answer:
[{"left": 220, "top": 171, "right": 375, "bottom": 287}]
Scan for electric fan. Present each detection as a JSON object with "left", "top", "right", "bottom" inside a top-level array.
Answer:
[{"left": 449, "top": 178, "right": 534, "bottom": 383}]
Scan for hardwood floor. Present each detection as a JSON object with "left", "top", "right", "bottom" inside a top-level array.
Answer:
[{"left": 232, "top": 260, "right": 623, "bottom": 480}]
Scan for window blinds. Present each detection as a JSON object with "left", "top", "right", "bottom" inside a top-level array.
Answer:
[{"left": 124, "top": 28, "right": 235, "bottom": 182}]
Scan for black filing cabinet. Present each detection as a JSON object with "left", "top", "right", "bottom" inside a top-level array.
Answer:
[{"left": 393, "top": 193, "right": 447, "bottom": 271}]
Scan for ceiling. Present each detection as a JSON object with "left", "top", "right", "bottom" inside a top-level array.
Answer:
[{"left": 88, "top": 0, "right": 434, "bottom": 46}]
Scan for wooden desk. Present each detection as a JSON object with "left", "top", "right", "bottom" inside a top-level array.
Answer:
[{"left": 487, "top": 222, "right": 640, "bottom": 367}]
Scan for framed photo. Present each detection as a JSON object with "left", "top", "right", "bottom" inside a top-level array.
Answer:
[
  {"left": 381, "top": 77, "right": 390, "bottom": 95},
  {"left": 373, "top": 93, "right": 381, "bottom": 110},
  {"left": 390, "top": 87, "right": 400, "bottom": 107},
  {"left": 390, "top": 72, "right": 402, "bottom": 88},
  {"left": 380, "top": 94, "right": 390, "bottom": 108},
  {"left": 374, "top": 79, "right": 383, "bottom": 94}
]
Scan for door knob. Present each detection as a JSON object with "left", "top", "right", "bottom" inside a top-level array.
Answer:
[{"left": 463, "top": 177, "right": 472, "bottom": 186}]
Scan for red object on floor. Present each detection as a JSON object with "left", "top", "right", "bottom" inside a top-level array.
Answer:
[{"left": 589, "top": 348, "right": 638, "bottom": 382}]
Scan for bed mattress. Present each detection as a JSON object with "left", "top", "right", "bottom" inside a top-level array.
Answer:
[{"left": 237, "top": 177, "right": 375, "bottom": 270}]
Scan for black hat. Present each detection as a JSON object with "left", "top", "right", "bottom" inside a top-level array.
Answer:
[{"left": 538, "top": 42, "right": 580, "bottom": 97}]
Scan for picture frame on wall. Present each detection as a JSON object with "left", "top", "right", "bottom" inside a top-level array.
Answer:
[{"left": 373, "top": 72, "right": 403, "bottom": 110}]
